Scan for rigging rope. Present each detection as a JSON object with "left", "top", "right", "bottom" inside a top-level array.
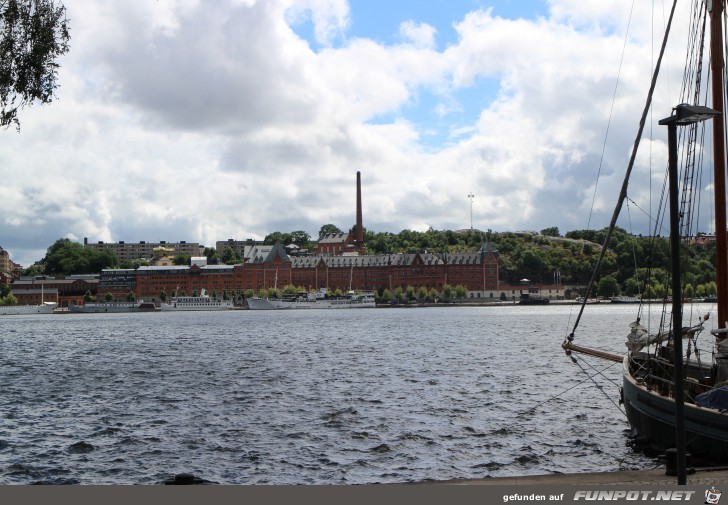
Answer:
[
  {"left": 518, "top": 359, "right": 624, "bottom": 417},
  {"left": 567, "top": 0, "right": 679, "bottom": 343},
  {"left": 571, "top": 356, "right": 625, "bottom": 415},
  {"left": 585, "top": 1, "right": 636, "bottom": 232}
]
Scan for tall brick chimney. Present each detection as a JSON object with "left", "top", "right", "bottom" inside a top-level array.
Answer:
[{"left": 356, "top": 171, "right": 364, "bottom": 245}]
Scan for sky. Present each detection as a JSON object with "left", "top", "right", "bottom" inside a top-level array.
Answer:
[{"left": 0, "top": 0, "right": 706, "bottom": 268}]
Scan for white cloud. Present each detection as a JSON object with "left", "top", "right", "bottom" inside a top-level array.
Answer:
[
  {"left": 0, "top": 0, "right": 698, "bottom": 267},
  {"left": 399, "top": 20, "right": 437, "bottom": 49},
  {"left": 285, "top": 0, "right": 350, "bottom": 46}
]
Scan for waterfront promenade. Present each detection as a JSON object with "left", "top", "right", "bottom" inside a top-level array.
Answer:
[{"left": 442, "top": 466, "right": 728, "bottom": 485}]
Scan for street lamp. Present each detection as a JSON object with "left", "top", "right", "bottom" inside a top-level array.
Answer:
[{"left": 658, "top": 103, "right": 720, "bottom": 485}]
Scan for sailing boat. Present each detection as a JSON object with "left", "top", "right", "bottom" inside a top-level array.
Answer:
[{"left": 563, "top": 0, "right": 728, "bottom": 473}]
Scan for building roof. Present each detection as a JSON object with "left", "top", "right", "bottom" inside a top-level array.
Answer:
[
  {"left": 9, "top": 288, "right": 59, "bottom": 295},
  {"left": 244, "top": 244, "right": 274, "bottom": 262},
  {"left": 288, "top": 250, "right": 505, "bottom": 268},
  {"left": 317, "top": 232, "right": 350, "bottom": 244},
  {"left": 136, "top": 265, "right": 235, "bottom": 273}
]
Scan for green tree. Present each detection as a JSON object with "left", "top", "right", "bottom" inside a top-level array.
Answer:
[
  {"left": 623, "top": 277, "right": 642, "bottom": 296},
  {"left": 203, "top": 247, "right": 218, "bottom": 264},
  {"left": 442, "top": 284, "right": 452, "bottom": 300},
  {"left": 173, "top": 254, "right": 190, "bottom": 265},
  {"left": 0, "top": 292, "right": 18, "bottom": 305},
  {"left": 21, "top": 264, "right": 43, "bottom": 276},
  {"left": 83, "top": 290, "right": 93, "bottom": 302},
  {"left": 706, "top": 281, "right": 718, "bottom": 297},
  {"left": 394, "top": 286, "right": 404, "bottom": 302},
  {"left": 290, "top": 230, "right": 311, "bottom": 248},
  {"left": 1, "top": 0, "right": 70, "bottom": 130},
  {"left": 43, "top": 238, "right": 116, "bottom": 275},
  {"left": 263, "top": 231, "right": 292, "bottom": 246},
  {"left": 455, "top": 284, "right": 467, "bottom": 300},
  {"left": 597, "top": 275, "right": 620, "bottom": 297},
  {"left": 126, "top": 291, "right": 136, "bottom": 302},
  {"left": 319, "top": 224, "right": 342, "bottom": 238},
  {"left": 221, "top": 247, "right": 241, "bottom": 265},
  {"left": 281, "top": 284, "right": 297, "bottom": 296},
  {"left": 105, "top": 292, "right": 113, "bottom": 302},
  {"left": 417, "top": 286, "right": 427, "bottom": 302},
  {"left": 540, "top": 227, "right": 560, "bottom": 237},
  {"left": 405, "top": 286, "right": 414, "bottom": 300}
]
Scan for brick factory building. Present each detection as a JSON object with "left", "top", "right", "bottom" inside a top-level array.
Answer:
[
  {"left": 93, "top": 240, "right": 499, "bottom": 301},
  {"left": 10, "top": 171, "right": 503, "bottom": 304}
]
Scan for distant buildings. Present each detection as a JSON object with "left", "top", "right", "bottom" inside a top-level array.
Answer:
[
  {"left": 0, "top": 247, "right": 10, "bottom": 273},
  {"left": 83, "top": 238, "right": 202, "bottom": 263},
  {"left": 1, "top": 171, "right": 541, "bottom": 305},
  {"left": 93, "top": 241, "right": 501, "bottom": 302}
]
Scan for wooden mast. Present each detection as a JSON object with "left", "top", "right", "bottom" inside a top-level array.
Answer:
[{"left": 710, "top": 0, "right": 728, "bottom": 330}]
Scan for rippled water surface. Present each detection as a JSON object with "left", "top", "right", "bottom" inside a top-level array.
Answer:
[{"left": 1, "top": 304, "right": 686, "bottom": 484}]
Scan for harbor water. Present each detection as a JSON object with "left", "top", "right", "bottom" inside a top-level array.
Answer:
[{"left": 2, "top": 303, "right": 700, "bottom": 485}]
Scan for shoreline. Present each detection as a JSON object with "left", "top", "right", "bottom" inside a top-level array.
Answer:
[{"left": 429, "top": 466, "right": 728, "bottom": 486}]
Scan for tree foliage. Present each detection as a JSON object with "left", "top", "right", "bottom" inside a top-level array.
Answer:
[
  {"left": 173, "top": 254, "right": 190, "bottom": 266},
  {"left": 0, "top": 291, "right": 17, "bottom": 305},
  {"left": 264, "top": 230, "right": 312, "bottom": 249},
  {"left": 24, "top": 225, "right": 721, "bottom": 299},
  {"left": 1, "top": 0, "right": 70, "bottom": 130},
  {"left": 203, "top": 247, "right": 218, "bottom": 264},
  {"left": 221, "top": 246, "right": 241, "bottom": 265},
  {"left": 318, "top": 224, "right": 341, "bottom": 238},
  {"left": 43, "top": 238, "right": 117, "bottom": 275}
]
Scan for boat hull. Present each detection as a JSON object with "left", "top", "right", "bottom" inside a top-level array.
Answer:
[
  {"left": 622, "top": 357, "right": 728, "bottom": 464},
  {"left": 160, "top": 300, "right": 234, "bottom": 311},
  {"left": 0, "top": 303, "right": 56, "bottom": 315},
  {"left": 70, "top": 302, "right": 159, "bottom": 313},
  {"left": 247, "top": 297, "right": 375, "bottom": 310}
]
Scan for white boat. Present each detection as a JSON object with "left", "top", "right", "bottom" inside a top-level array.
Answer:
[
  {"left": 0, "top": 301, "right": 57, "bottom": 315},
  {"left": 609, "top": 296, "right": 641, "bottom": 304},
  {"left": 160, "top": 289, "right": 235, "bottom": 311},
  {"left": 1, "top": 283, "right": 56, "bottom": 315},
  {"left": 69, "top": 300, "right": 160, "bottom": 313},
  {"left": 247, "top": 288, "right": 375, "bottom": 310}
]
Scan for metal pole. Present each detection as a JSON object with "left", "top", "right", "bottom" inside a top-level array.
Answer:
[
  {"left": 710, "top": 0, "right": 728, "bottom": 332},
  {"left": 666, "top": 121, "right": 687, "bottom": 485}
]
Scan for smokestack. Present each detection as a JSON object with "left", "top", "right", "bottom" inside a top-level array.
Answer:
[{"left": 356, "top": 171, "right": 363, "bottom": 245}]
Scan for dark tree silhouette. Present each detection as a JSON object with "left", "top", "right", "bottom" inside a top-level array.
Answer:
[{"left": 1, "top": 0, "right": 70, "bottom": 130}]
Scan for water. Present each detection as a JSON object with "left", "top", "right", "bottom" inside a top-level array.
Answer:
[{"left": 2, "top": 303, "right": 696, "bottom": 485}]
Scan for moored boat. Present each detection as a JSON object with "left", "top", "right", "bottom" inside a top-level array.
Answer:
[
  {"left": 160, "top": 289, "right": 235, "bottom": 311},
  {"left": 0, "top": 302, "right": 57, "bottom": 315},
  {"left": 69, "top": 300, "right": 160, "bottom": 313},
  {"left": 247, "top": 288, "right": 375, "bottom": 310},
  {"left": 562, "top": 0, "right": 728, "bottom": 478},
  {"left": 518, "top": 294, "right": 549, "bottom": 305},
  {"left": 610, "top": 296, "right": 641, "bottom": 304}
]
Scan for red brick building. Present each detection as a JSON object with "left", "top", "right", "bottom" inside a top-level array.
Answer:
[
  {"left": 291, "top": 242, "right": 499, "bottom": 297},
  {"left": 119, "top": 241, "right": 500, "bottom": 300},
  {"left": 11, "top": 278, "right": 94, "bottom": 307}
]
